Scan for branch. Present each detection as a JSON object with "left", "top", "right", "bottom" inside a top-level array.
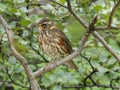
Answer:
[
  {"left": 83, "top": 70, "right": 97, "bottom": 85},
  {"left": 0, "top": 15, "right": 41, "bottom": 90},
  {"left": 63, "top": 84, "right": 120, "bottom": 89},
  {"left": 5, "top": 67, "right": 28, "bottom": 88},
  {"left": 65, "top": 0, "right": 120, "bottom": 65},
  {"left": 51, "top": 0, "right": 68, "bottom": 9},
  {"left": 110, "top": 77, "right": 120, "bottom": 89},
  {"left": 95, "top": 26, "right": 120, "bottom": 30},
  {"left": 108, "top": 0, "right": 120, "bottom": 27},
  {"left": 30, "top": 43, "right": 49, "bottom": 62},
  {"left": 1, "top": 52, "right": 28, "bottom": 88},
  {"left": 93, "top": 31, "right": 120, "bottom": 63},
  {"left": 80, "top": 55, "right": 98, "bottom": 85},
  {"left": 66, "top": 0, "right": 88, "bottom": 29}
]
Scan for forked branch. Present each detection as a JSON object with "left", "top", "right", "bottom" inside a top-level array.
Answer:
[
  {"left": 0, "top": 15, "right": 41, "bottom": 90},
  {"left": 108, "top": 0, "right": 120, "bottom": 27}
]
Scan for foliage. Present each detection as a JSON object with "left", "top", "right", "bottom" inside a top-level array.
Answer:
[{"left": 0, "top": 0, "right": 120, "bottom": 90}]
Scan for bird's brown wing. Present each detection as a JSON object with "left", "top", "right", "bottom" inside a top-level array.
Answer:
[
  {"left": 50, "top": 26, "right": 78, "bottom": 70},
  {"left": 51, "top": 26, "right": 73, "bottom": 54}
]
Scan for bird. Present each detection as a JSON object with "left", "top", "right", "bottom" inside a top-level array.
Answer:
[{"left": 37, "top": 18, "right": 78, "bottom": 70}]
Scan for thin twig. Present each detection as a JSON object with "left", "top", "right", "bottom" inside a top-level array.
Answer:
[
  {"left": 51, "top": 0, "right": 68, "bottom": 9},
  {"left": 5, "top": 67, "right": 28, "bottom": 88},
  {"left": 108, "top": 0, "right": 120, "bottom": 27},
  {"left": 66, "top": 0, "right": 88, "bottom": 29},
  {"left": 1, "top": 54, "right": 28, "bottom": 88},
  {"left": 30, "top": 43, "right": 49, "bottom": 62},
  {"left": 80, "top": 55, "right": 98, "bottom": 85},
  {"left": 84, "top": 70, "right": 97, "bottom": 85},
  {"left": 95, "top": 26, "right": 120, "bottom": 30}
]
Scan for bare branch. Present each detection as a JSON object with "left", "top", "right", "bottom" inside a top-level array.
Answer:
[
  {"left": 108, "top": 0, "right": 120, "bottom": 27},
  {"left": 84, "top": 70, "right": 97, "bottom": 85},
  {"left": 95, "top": 26, "right": 120, "bottom": 30},
  {"left": 66, "top": 0, "right": 88, "bottom": 29},
  {"left": 89, "top": 15, "right": 98, "bottom": 27},
  {"left": 0, "top": 15, "right": 41, "bottom": 90},
  {"left": 93, "top": 31, "right": 120, "bottom": 63}
]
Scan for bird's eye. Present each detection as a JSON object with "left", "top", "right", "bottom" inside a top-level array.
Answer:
[{"left": 41, "top": 24, "right": 47, "bottom": 28}]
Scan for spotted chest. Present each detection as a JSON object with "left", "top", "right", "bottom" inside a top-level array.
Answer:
[{"left": 38, "top": 30, "right": 67, "bottom": 59}]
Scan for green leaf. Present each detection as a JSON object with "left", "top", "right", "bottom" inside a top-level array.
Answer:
[
  {"left": 17, "top": 0, "right": 25, "bottom": 3},
  {"left": 19, "top": 19, "right": 31, "bottom": 26},
  {"left": 116, "top": 33, "right": 120, "bottom": 42},
  {"left": 29, "top": 14, "right": 38, "bottom": 22},
  {"left": 8, "top": 56, "right": 17, "bottom": 65},
  {"left": 15, "top": 67, "right": 24, "bottom": 73},
  {"left": 31, "top": 43, "right": 39, "bottom": 50},
  {"left": 107, "top": 57, "right": 116, "bottom": 65},
  {"left": 20, "top": 7, "right": 27, "bottom": 13},
  {"left": 0, "top": 3, "right": 6, "bottom": 12},
  {"left": 94, "top": 5, "right": 103, "bottom": 13},
  {"left": 59, "top": 0, "right": 66, "bottom": 4},
  {"left": 41, "top": 77, "right": 51, "bottom": 87},
  {"left": 99, "top": 53, "right": 107, "bottom": 63},
  {"left": 62, "top": 72, "right": 73, "bottom": 81},
  {"left": 53, "top": 85, "right": 62, "bottom": 90},
  {"left": 29, "top": 64, "right": 36, "bottom": 71},
  {"left": 9, "top": 21, "right": 17, "bottom": 29}
]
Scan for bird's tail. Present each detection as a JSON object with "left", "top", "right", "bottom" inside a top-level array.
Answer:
[{"left": 65, "top": 60, "right": 78, "bottom": 70}]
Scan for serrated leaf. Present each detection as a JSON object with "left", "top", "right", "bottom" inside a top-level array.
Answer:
[
  {"left": 8, "top": 56, "right": 17, "bottom": 64},
  {"left": 53, "top": 85, "right": 62, "bottom": 90}
]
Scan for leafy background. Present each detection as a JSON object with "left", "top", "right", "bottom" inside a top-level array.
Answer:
[{"left": 0, "top": 0, "right": 120, "bottom": 90}]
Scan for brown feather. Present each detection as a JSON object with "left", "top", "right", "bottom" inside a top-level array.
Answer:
[{"left": 37, "top": 18, "right": 78, "bottom": 70}]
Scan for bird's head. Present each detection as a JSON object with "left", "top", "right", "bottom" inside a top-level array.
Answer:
[{"left": 37, "top": 18, "right": 54, "bottom": 30}]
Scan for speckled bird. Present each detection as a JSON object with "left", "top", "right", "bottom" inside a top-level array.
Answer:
[{"left": 37, "top": 18, "right": 78, "bottom": 70}]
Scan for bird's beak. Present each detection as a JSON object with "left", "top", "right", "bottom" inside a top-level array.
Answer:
[
  {"left": 37, "top": 25, "right": 42, "bottom": 31},
  {"left": 37, "top": 24, "right": 40, "bottom": 27}
]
